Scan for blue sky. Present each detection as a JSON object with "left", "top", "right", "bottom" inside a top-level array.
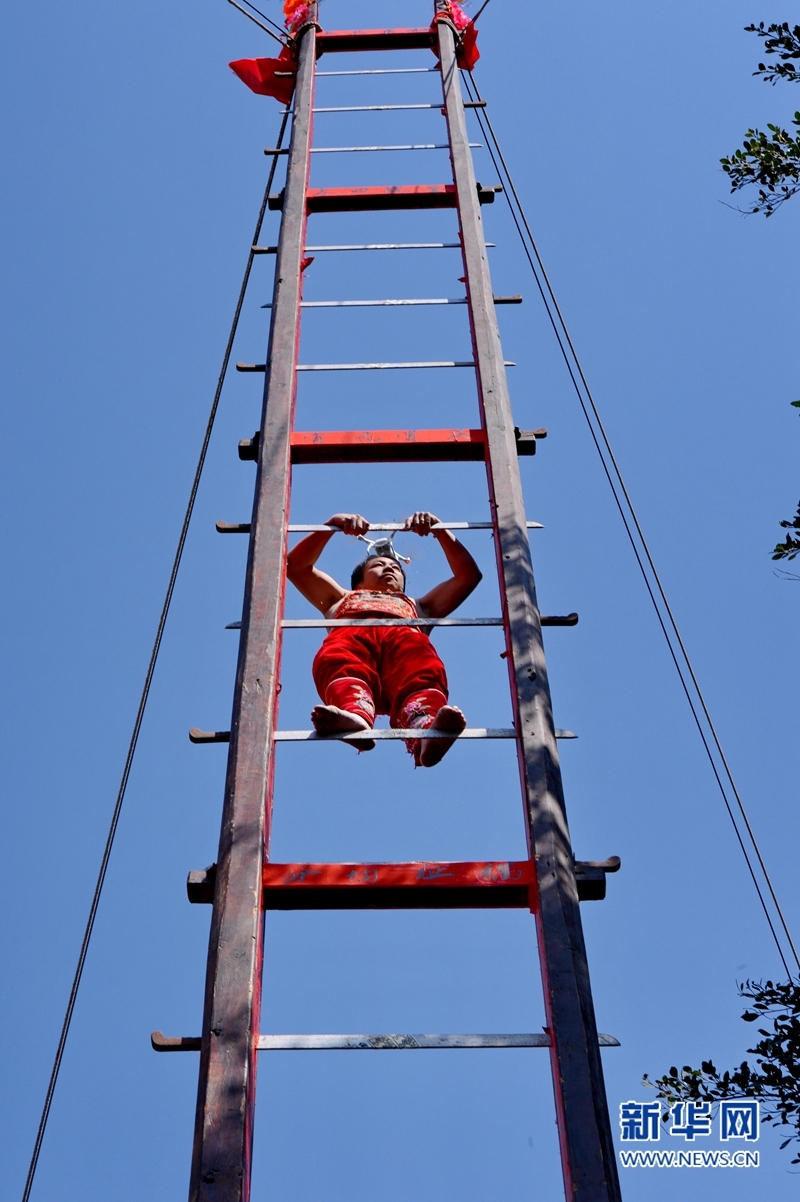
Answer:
[{"left": 2, "top": 0, "right": 799, "bottom": 1199}]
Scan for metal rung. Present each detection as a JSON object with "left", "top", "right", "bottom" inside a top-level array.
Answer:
[
  {"left": 262, "top": 296, "right": 520, "bottom": 309},
  {"left": 285, "top": 522, "right": 543, "bottom": 531},
  {"left": 187, "top": 853, "right": 616, "bottom": 908},
  {"left": 255, "top": 1033, "right": 620, "bottom": 1050},
  {"left": 282, "top": 617, "right": 503, "bottom": 627},
  {"left": 294, "top": 361, "right": 517, "bottom": 372},
  {"left": 151, "top": 1031, "right": 621, "bottom": 1052},
  {"left": 253, "top": 243, "right": 495, "bottom": 254},
  {"left": 273, "top": 728, "right": 577, "bottom": 742},
  {"left": 280, "top": 615, "right": 576, "bottom": 628},
  {"left": 296, "top": 183, "right": 493, "bottom": 214},
  {"left": 315, "top": 68, "right": 440, "bottom": 76},
  {"left": 315, "top": 28, "right": 436, "bottom": 54},
  {"left": 263, "top": 298, "right": 468, "bottom": 309},
  {"left": 191, "top": 728, "right": 576, "bottom": 743},
  {"left": 313, "top": 104, "right": 441, "bottom": 112},
  {"left": 310, "top": 143, "right": 480, "bottom": 154},
  {"left": 217, "top": 521, "right": 543, "bottom": 533},
  {"left": 263, "top": 1034, "right": 552, "bottom": 1049},
  {"left": 217, "top": 523, "right": 544, "bottom": 540}
]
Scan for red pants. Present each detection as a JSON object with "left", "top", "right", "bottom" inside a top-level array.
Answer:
[{"left": 312, "top": 627, "right": 448, "bottom": 727}]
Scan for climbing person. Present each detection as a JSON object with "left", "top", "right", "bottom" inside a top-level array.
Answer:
[{"left": 286, "top": 511, "right": 482, "bottom": 767}]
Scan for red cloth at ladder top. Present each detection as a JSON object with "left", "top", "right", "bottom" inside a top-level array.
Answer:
[
  {"left": 229, "top": 45, "right": 296, "bottom": 104},
  {"left": 431, "top": 4, "right": 480, "bottom": 71}
]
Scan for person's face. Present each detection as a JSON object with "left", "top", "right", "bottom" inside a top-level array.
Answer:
[{"left": 359, "top": 556, "right": 405, "bottom": 593}]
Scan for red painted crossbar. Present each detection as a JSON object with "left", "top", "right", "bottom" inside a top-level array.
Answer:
[
  {"left": 262, "top": 861, "right": 537, "bottom": 910},
  {"left": 316, "top": 28, "right": 435, "bottom": 54},
  {"left": 306, "top": 185, "right": 456, "bottom": 213},
  {"left": 291, "top": 428, "right": 487, "bottom": 464}
]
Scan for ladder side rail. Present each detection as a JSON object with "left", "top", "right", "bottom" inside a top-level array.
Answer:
[
  {"left": 188, "top": 19, "right": 317, "bottom": 1202},
  {"left": 435, "top": 19, "right": 621, "bottom": 1202}
]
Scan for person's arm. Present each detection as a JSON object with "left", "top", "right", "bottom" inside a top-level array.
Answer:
[
  {"left": 406, "top": 511, "right": 482, "bottom": 618},
  {"left": 286, "top": 513, "right": 370, "bottom": 613}
]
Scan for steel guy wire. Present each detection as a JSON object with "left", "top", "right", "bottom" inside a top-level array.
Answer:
[
  {"left": 226, "top": 0, "right": 287, "bottom": 46},
  {"left": 463, "top": 69, "right": 798, "bottom": 973},
  {"left": 460, "top": 69, "right": 799, "bottom": 976},
  {"left": 236, "top": 0, "right": 287, "bottom": 38},
  {"left": 19, "top": 109, "right": 292, "bottom": 1202}
]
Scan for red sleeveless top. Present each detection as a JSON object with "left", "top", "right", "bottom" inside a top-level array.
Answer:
[{"left": 329, "top": 590, "right": 418, "bottom": 620}]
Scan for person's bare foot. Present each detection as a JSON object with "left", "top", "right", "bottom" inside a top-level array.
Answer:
[
  {"left": 418, "top": 705, "right": 467, "bottom": 767},
  {"left": 311, "top": 704, "right": 375, "bottom": 751}
]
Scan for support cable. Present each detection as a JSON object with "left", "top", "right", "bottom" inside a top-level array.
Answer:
[
  {"left": 19, "top": 109, "right": 291, "bottom": 1202},
  {"left": 226, "top": 0, "right": 288, "bottom": 46},
  {"left": 461, "top": 70, "right": 799, "bottom": 977},
  {"left": 234, "top": 0, "right": 287, "bottom": 39}
]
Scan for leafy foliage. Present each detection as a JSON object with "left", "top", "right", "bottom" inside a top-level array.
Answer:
[
  {"left": 773, "top": 502, "right": 800, "bottom": 560},
  {"left": 643, "top": 979, "right": 800, "bottom": 1161},
  {"left": 721, "top": 119, "right": 800, "bottom": 215},
  {"left": 721, "top": 23, "right": 800, "bottom": 215},
  {"left": 772, "top": 402, "right": 800, "bottom": 561},
  {"left": 747, "top": 21, "right": 800, "bottom": 84}
]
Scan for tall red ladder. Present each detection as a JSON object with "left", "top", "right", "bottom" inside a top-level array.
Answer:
[{"left": 163, "top": 8, "right": 622, "bottom": 1200}]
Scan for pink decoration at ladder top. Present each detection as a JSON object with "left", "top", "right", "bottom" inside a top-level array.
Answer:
[
  {"left": 229, "top": 0, "right": 482, "bottom": 104},
  {"left": 283, "top": 0, "right": 314, "bottom": 34},
  {"left": 444, "top": 1, "right": 472, "bottom": 31},
  {"left": 431, "top": 0, "right": 480, "bottom": 70}
]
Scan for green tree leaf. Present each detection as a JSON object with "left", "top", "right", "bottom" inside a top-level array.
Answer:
[{"left": 644, "top": 980, "right": 800, "bottom": 1161}]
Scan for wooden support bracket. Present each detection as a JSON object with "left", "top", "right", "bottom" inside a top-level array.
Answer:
[
  {"left": 216, "top": 522, "right": 252, "bottom": 534},
  {"left": 573, "top": 857, "right": 622, "bottom": 902},
  {"left": 189, "top": 729, "right": 231, "bottom": 744}
]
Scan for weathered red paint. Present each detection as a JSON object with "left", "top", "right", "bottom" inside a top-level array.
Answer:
[
  {"left": 290, "top": 427, "right": 486, "bottom": 463},
  {"left": 264, "top": 860, "right": 534, "bottom": 889},
  {"left": 306, "top": 185, "right": 456, "bottom": 213},
  {"left": 316, "top": 28, "right": 435, "bottom": 54},
  {"left": 262, "top": 860, "right": 537, "bottom": 910}
]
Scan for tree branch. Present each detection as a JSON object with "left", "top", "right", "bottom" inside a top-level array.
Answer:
[
  {"left": 746, "top": 22, "right": 800, "bottom": 85},
  {"left": 644, "top": 980, "right": 800, "bottom": 1161},
  {"left": 721, "top": 116, "right": 800, "bottom": 216}
]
